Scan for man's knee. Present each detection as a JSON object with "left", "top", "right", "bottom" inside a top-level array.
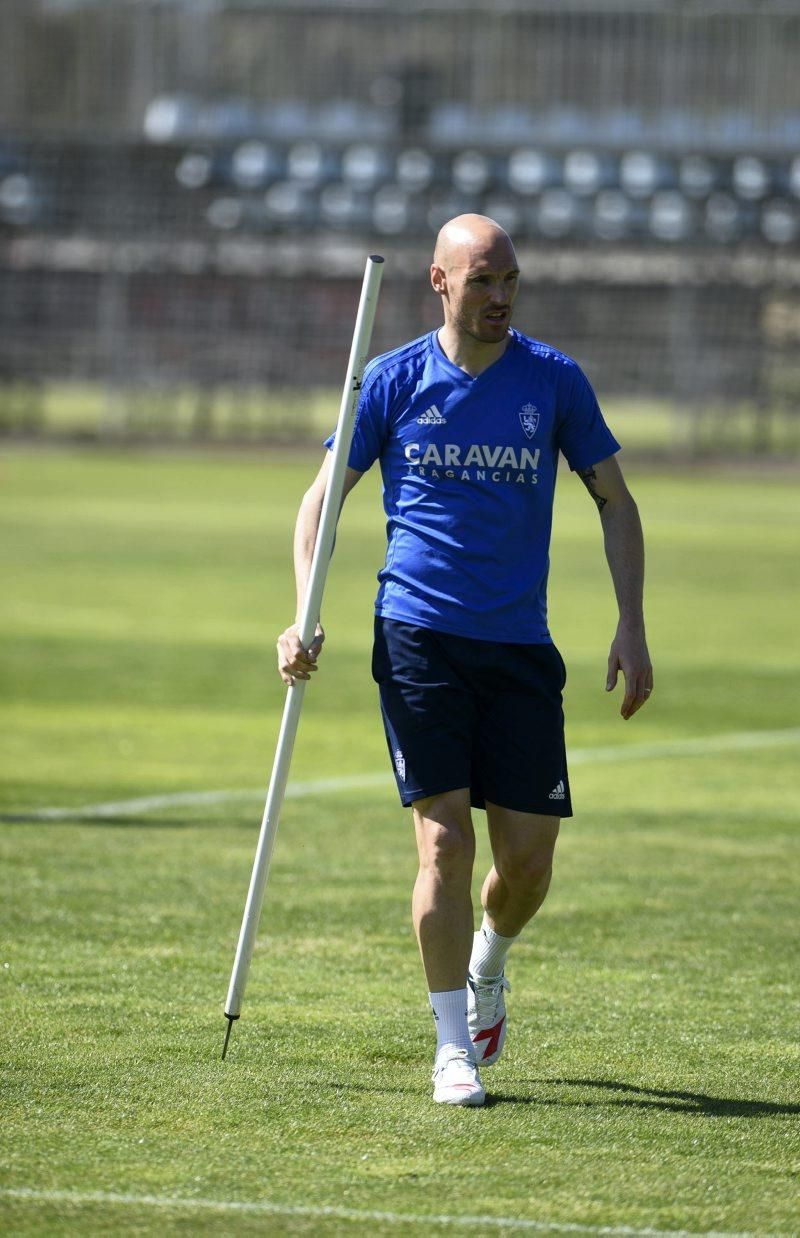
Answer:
[
  {"left": 413, "top": 791, "right": 475, "bottom": 877},
  {"left": 487, "top": 808, "right": 559, "bottom": 889}
]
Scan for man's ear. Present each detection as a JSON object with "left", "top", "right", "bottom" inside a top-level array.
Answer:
[{"left": 430, "top": 263, "right": 447, "bottom": 295}]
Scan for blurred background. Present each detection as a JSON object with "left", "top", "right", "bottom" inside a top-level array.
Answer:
[{"left": 1, "top": 0, "right": 799, "bottom": 455}]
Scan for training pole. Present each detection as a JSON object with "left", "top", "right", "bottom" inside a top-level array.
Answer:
[{"left": 221, "top": 254, "right": 384, "bottom": 1059}]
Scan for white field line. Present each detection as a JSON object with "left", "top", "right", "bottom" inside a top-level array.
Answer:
[
  {"left": 0, "top": 1186, "right": 762, "bottom": 1237},
  {"left": 3, "top": 727, "right": 799, "bottom": 823}
]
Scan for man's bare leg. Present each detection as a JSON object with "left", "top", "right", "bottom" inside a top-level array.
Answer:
[
  {"left": 467, "top": 806, "right": 560, "bottom": 1068},
  {"left": 412, "top": 788, "right": 485, "bottom": 1104},
  {"left": 480, "top": 806, "right": 560, "bottom": 936},
  {"left": 412, "top": 788, "right": 475, "bottom": 991}
]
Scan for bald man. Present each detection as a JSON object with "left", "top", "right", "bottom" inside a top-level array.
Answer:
[{"left": 278, "top": 215, "right": 653, "bottom": 1107}]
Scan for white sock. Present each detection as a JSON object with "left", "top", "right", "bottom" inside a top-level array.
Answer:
[
  {"left": 469, "top": 913, "right": 519, "bottom": 979},
  {"left": 429, "top": 988, "right": 472, "bottom": 1057}
]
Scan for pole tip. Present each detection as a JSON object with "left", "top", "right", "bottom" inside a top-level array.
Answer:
[
  {"left": 368, "top": 254, "right": 385, "bottom": 264},
  {"left": 221, "top": 1012, "right": 239, "bottom": 1060}
]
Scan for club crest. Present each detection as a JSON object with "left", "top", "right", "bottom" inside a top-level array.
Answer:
[{"left": 519, "top": 404, "right": 539, "bottom": 439}]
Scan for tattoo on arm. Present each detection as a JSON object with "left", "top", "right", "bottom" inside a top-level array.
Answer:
[{"left": 578, "top": 467, "right": 608, "bottom": 512}]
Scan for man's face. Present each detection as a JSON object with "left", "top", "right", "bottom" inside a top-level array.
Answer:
[{"left": 432, "top": 233, "right": 520, "bottom": 344}]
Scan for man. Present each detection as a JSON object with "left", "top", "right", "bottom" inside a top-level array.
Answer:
[{"left": 277, "top": 214, "right": 653, "bottom": 1107}]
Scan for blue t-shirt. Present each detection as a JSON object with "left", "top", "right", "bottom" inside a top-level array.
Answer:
[{"left": 326, "top": 329, "right": 619, "bottom": 644}]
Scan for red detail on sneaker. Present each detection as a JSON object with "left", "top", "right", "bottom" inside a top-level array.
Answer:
[{"left": 474, "top": 1016, "right": 505, "bottom": 1060}]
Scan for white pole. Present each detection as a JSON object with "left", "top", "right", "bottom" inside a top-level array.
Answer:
[{"left": 222, "top": 255, "right": 384, "bottom": 1057}]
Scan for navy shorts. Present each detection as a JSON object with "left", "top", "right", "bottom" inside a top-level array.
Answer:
[{"left": 372, "top": 617, "right": 572, "bottom": 817}]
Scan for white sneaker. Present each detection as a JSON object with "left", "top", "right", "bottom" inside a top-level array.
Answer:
[
  {"left": 467, "top": 974, "right": 510, "bottom": 1067},
  {"left": 432, "top": 1047, "right": 485, "bottom": 1106}
]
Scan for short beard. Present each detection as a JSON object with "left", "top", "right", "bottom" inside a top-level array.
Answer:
[{"left": 454, "top": 311, "right": 511, "bottom": 345}]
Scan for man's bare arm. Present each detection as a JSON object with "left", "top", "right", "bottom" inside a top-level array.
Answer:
[
  {"left": 577, "top": 454, "right": 653, "bottom": 720},
  {"left": 277, "top": 455, "right": 363, "bottom": 685}
]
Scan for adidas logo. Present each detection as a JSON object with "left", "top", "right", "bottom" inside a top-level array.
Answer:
[
  {"left": 548, "top": 780, "right": 566, "bottom": 801},
  {"left": 416, "top": 404, "right": 446, "bottom": 424}
]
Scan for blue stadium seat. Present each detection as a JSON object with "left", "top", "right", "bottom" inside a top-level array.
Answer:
[
  {"left": 0, "top": 172, "right": 40, "bottom": 228},
  {"left": 372, "top": 186, "right": 414, "bottom": 235},
  {"left": 286, "top": 141, "right": 338, "bottom": 188},
  {"left": 480, "top": 196, "right": 523, "bottom": 238},
  {"left": 535, "top": 189, "right": 582, "bottom": 239},
  {"left": 206, "top": 197, "right": 245, "bottom": 231},
  {"left": 563, "top": 149, "right": 617, "bottom": 196},
  {"left": 451, "top": 150, "right": 493, "bottom": 194},
  {"left": 144, "top": 95, "right": 198, "bottom": 143},
  {"left": 319, "top": 183, "right": 372, "bottom": 231},
  {"left": 263, "top": 180, "right": 317, "bottom": 230},
  {"left": 704, "top": 192, "right": 744, "bottom": 243},
  {"left": 341, "top": 143, "right": 391, "bottom": 191},
  {"left": 678, "top": 154, "right": 718, "bottom": 199},
  {"left": 732, "top": 155, "right": 771, "bottom": 200},
  {"left": 592, "top": 191, "right": 638, "bottom": 242},
  {"left": 649, "top": 191, "right": 694, "bottom": 241},
  {"left": 175, "top": 151, "right": 215, "bottom": 191},
  {"left": 395, "top": 148, "right": 437, "bottom": 193},
  {"left": 760, "top": 199, "right": 798, "bottom": 245},
  {"left": 620, "top": 151, "right": 677, "bottom": 198},
  {"left": 506, "top": 148, "right": 561, "bottom": 196},
  {"left": 230, "top": 142, "right": 283, "bottom": 190}
]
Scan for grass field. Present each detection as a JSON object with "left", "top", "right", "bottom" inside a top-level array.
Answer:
[
  {"left": 3, "top": 380, "right": 800, "bottom": 460},
  {"left": 1, "top": 447, "right": 799, "bottom": 1235}
]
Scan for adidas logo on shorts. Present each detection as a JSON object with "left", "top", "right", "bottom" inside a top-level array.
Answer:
[
  {"left": 548, "top": 780, "right": 566, "bottom": 801},
  {"left": 416, "top": 404, "right": 446, "bottom": 425}
]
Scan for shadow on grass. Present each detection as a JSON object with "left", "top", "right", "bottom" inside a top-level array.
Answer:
[
  {"left": 486, "top": 1077, "right": 800, "bottom": 1118},
  {"left": 0, "top": 814, "right": 228, "bottom": 828},
  {"left": 318, "top": 1077, "right": 799, "bottom": 1118}
]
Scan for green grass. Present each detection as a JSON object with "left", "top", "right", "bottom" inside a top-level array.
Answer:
[
  {"left": 1, "top": 448, "right": 799, "bottom": 1235},
  {"left": 3, "top": 380, "right": 800, "bottom": 458}
]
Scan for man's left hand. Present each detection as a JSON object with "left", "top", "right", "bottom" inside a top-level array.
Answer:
[{"left": 606, "top": 622, "right": 653, "bottom": 720}]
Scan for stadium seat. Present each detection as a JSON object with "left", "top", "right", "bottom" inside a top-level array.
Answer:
[
  {"left": 230, "top": 142, "right": 283, "bottom": 190},
  {"left": 705, "top": 192, "right": 744, "bottom": 243},
  {"left": 506, "top": 148, "right": 560, "bottom": 196},
  {"left": 175, "top": 151, "right": 215, "bottom": 191},
  {"left": 649, "top": 191, "right": 693, "bottom": 241},
  {"left": 563, "top": 149, "right": 617, "bottom": 196},
  {"left": 206, "top": 196, "right": 245, "bottom": 231},
  {"left": 536, "top": 189, "right": 581, "bottom": 239},
  {"left": 481, "top": 195, "right": 523, "bottom": 238},
  {"left": 372, "top": 185, "right": 407, "bottom": 234},
  {"left": 263, "top": 180, "right": 317, "bottom": 230},
  {"left": 0, "top": 172, "right": 39, "bottom": 228},
  {"left": 592, "top": 191, "right": 637, "bottom": 242},
  {"left": 620, "top": 151, "right": 677, "bottom": 198},
  {"left": 451, "top": 150, "right": 493, "bottom": 194},
  {"left": 318, "top": 183, "right": 371, "bottom": 231},
  {"left": 732, "top": 155, "right": 771, "bottom": 200},
  {"left": 341, "top": 143, "right": 391, "bottom": 191},
  {"left": 286, "top": 141, "right": 338, "bottom": 188},
  {"left": 678, "top": 154, "right": 718, "bottom": 198},
  {"left": 395, "top": 148, "right": 437, "bottom": 192},
  {"left": 760, "top": 199, "right": 798, "bottom": 245},
  {"left": 143, "top": 95, "right": 198, "bottom": 143}
]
